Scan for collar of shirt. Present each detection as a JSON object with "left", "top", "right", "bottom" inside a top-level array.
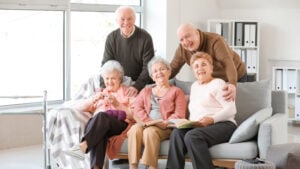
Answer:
[{"left": 121, "top": 26, "right": 136, "bottom": 38}]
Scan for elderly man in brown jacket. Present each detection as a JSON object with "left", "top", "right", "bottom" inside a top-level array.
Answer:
[{"left": 170, "top": 23, "right": 247, "bottom": 101}]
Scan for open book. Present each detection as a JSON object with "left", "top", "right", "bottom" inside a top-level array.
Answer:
[
  {"left": 144, "top": 119, "right": 197, "bottom": 129},
  {"left": 167, "top": 119, "right": 197, "bottom": 129}
]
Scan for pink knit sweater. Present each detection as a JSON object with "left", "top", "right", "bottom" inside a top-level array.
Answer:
[{"left": 134, "top": 85, "right": 187, "bottom": 122}]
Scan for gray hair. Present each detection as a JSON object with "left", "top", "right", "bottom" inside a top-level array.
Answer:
[
  {"left": 115, "top": 6, "right": 136, "bottom": 21},
  {"left": 177, "top": 23, "right": 197, "bottom": 33},
  {"left": 100, "top": 60, "right": 124, "bottom": 81},
  {"left": 147, "top": 57, "right": 171, "bottom": 77}
]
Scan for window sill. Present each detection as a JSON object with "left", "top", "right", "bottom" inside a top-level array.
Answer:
[{"left": 0, "top": 103, "right": 62, "bottom": 115}]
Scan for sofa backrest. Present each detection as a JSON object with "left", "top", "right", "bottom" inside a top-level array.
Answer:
[
  {"left": 172, "top": 78, "right": 280, "bottom": 125},
  {"left": 235, "top": 79, "right": 272, "bottom": 125}
]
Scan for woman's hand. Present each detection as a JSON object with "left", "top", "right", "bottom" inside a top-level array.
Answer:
[
  {"left": 155, "top": 121, "right": 169, "bottom": 130},
  {"left": 196, "top": 116, "right": 214, "bottom": 127},
  {"left": 105, "top": 94, "right": 120, "bottom": 108}
]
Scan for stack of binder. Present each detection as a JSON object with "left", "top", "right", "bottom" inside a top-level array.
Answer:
[
  {"left": 274, "top": 68, "right": 297, "bottom": 93},
  {"left": 235, "top": 22, "right": 257, "bottom": 47}
]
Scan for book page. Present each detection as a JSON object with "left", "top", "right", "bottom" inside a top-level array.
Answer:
[{"left": 167, "top": 119, "right": 197, "bottom": 129}]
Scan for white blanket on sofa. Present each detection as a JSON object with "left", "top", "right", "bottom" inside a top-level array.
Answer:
[{"left": 46, "top": 75, "right": 100, "bottom": 169}]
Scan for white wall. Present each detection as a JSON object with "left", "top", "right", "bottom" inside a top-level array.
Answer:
[
  {"left": 143, "top": 0, "right": 167, "bottom": 58},
  {"left": 0, "top": 114, "right": 42, "bottom": 149}
]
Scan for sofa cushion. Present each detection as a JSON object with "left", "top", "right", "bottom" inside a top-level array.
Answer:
[
  {"left": 174, "top": 78, "right": 193, "bottom": 95},
  {"left": 209, "top": 141, "right": 258, "bottom": 159},
  {"left": 229, "top": 107, "right": 273, "bottom": 143},
  {"left": 235, "top": 79, "right": 272, "bottom": 125},
  {"left": 118, "top": 138, "right": 258, "bottom": 160}
]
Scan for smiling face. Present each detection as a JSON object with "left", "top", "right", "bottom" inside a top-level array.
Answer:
[
  {"left": 191, "top": 57, "right": 213, "bottom": 84},
  {"left": 177, "top": 24, "right": 200, "bottom": 52},
  {"left": 103, "top": 70, "right": 122, "bottom": 92},
  {"left": 150, "top": 62, "right": 171, "bottom": 85},
  {"left": 116, "top": 7, "right": 136, "bottom": 37}
]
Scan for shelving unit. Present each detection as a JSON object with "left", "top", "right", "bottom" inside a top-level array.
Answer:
[
  {"left": 272, "top": 67, "right": 300, "bottom": 121},
  {"left": 207, "top": 19, "right": 260, "bottom": 81}
]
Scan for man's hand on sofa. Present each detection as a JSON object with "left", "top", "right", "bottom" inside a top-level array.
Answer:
[{"left": 222, "top": 84, "right": 236, "bottom": 101}]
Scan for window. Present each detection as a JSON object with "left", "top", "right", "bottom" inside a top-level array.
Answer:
[
  {"left": 0, "top": 10, "right": 64, "bottom": 107},
  {"left": 0, "top": 0, "right": 142, "bottom": 109}
]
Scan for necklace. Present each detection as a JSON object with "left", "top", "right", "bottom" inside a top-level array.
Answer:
[{"left": 153, "top": 85, "right": 170, "bottom": 97}]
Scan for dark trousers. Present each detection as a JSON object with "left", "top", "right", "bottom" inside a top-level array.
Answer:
[
  {"left": 82, "top": 112, "right": 128, "bottom": 169},
  {"left": 238, "top": 73, "right": 248, "bottom": 82},
  {"left": 166, "top": 121, "right": 236, "bottom": 169}
]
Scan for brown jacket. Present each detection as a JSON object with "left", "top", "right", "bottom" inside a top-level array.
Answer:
[{"left": 171, "top": 29, "right": 246, "bottom": 86}]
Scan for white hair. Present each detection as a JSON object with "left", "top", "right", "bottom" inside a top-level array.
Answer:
[
  {"left": 115, "top": 6, "right": 136, "bottom": 20},
  {"left": 100, "top": 60, "right": 124, "bottom": 81},
  {"left": 147, "top": 56, "right": 171, "bottom": 77}
]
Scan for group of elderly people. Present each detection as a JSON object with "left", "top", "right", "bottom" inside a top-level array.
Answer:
[
  {"left": 48, "top": 4, "right": 248, "bottom": 169},
  {"left": 63, "top": 53, "right": 237, "bottom": 169}
]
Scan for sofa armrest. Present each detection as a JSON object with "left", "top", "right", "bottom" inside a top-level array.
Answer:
[
  {"left": 271, "top": 90, "right": 288, "bottom": 115},
  {"left": 257, "top": 113, "right": 288, "bottom": 159}
]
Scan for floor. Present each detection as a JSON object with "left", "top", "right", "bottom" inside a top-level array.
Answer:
[
  {"left": 0, "top": 144, "right": 192, "bottom": 169},
  {"left": 0, "top": 123, "right": 299, "bottom": 169}
]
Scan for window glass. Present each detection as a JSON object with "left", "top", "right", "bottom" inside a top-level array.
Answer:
[
  {"left": 0, "top": 10, "right": 64, "bottom": 106},
  {"left": 70, "top": 12, "right": 115, "bottom": 98},
  {"left": 71, "top": 0, "right": 140, "bottom": 5},
  {"left": 70, "top": 11, "right": 140, "bottom": 98}
]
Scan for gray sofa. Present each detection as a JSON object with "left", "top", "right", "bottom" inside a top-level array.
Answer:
[{"left": 108, "top": 79, "right": 288, "bottom": 169}]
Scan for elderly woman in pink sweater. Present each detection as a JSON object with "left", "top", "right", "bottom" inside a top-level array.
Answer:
[
  {"left": 166, "top": 51, "right": 237, "bottom": 169},
  {"left": 64, "top": 60, "right": 135, "bottom": 169},
  {"left": 127, "top": 57, "right": 187, "bottom": 169}
]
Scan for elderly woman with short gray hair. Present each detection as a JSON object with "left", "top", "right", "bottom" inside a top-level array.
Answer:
[
  {"left": 127, "top": 57, "right": 187, "bottom": 169},
  {"left": 65, "top": 60, "right": 135, "bottom": 169}
]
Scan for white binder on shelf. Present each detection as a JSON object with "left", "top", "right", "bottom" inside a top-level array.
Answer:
[
  {"left": 246, "top": 50, "right": 252, "bottom": 73},
  {"left": 287, "top": 69, "right": 297, "bottom": 93},
  {"left": 295, "top": 95, "right": 300, "bottom": 120},
  {"left": 251, "top": 49, "right": 257, "bottom": 74},
  {"left": 244, "top": 24, "right": 251, "bottom": 47},
  {"left": 234, "top": 48, "right": 246, "bottom": 63},
  {"left": 235, "top": 22, "right": 243, "bottom": 46},
  {"left": 249, "top": 24, "right": 257, "bottom": 47},
  {"left": 221, "top": 23, "right": 232, "bottom": 45},
  {"left": 215, "top": 23, "right": 222, "bottom": 35},
  {"left": 282, "top": 69, "right": 288, "bottom": 91},
  {"left": 246, "top": 49, "right": 257, "bottom": 74},
  {"left": 240, "top": 49, "right": 246, "bottom": 63},
  {"left": 275, "top": 69, "right": 283, "bottom": 90}
]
